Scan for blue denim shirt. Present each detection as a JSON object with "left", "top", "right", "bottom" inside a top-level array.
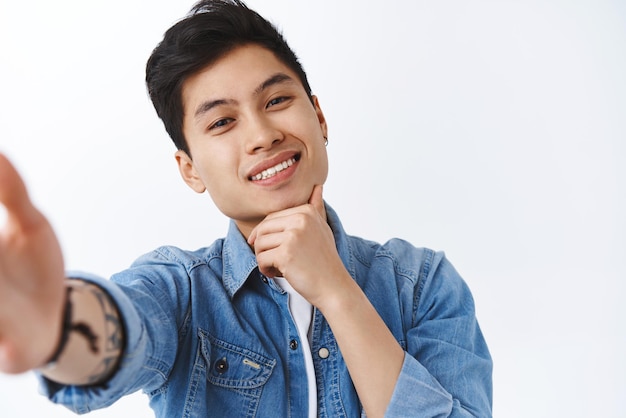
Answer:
[{"left": 39, "top": 205, "right": 492, "bottom": 417}]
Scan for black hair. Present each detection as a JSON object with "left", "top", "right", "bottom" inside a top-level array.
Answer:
[{"left": 146, "top": 0, "right": 312, "bottom": 156}]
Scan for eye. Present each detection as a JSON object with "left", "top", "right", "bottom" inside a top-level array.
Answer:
[
  {"left": 209, "top": 117, "right": 234, "bottom": 130},
  {"left": 266, "top": 96, "right": 290, "bottom": 108}
]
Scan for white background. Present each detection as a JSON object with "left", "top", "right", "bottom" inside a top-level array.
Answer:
[{"left": 0, "top": 0, "right": 624, "bottom": 417}]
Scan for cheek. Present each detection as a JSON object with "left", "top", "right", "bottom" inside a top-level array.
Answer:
[
  {"left": 199, "top": 156, "right": 243, "bottom": 202},
  {"left": 282, "top": 103, "right": 324, "bottom": 134},
  {"left": 316, "top": 152, "right": 329, "bottom": 183},
  {"left": 203, "top": 177, "right": 239, "bottom": 218},
  {"left": 201, "top": 164, "right": 233, "bottom": 195}
]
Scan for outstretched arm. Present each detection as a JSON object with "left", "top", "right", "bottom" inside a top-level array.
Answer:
[{"left": 0, "top": 154, "right": 123, "bottom": 385}]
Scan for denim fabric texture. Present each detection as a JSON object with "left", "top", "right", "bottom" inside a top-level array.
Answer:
[{"left": 38, "top": 205, "right": 492, "bottom": 417}]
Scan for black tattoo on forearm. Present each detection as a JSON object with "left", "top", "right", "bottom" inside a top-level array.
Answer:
[
  {"left": 93, "top": 289, "right": 124, "bottom": 351},
  {"left": 70, "top": 320, "right": 99, "bottom": 354},
  {"left": 84, "top": 284, "right": 125, "bottom": 384},
  {"left": 45, "top": 286, "right": 100, "bottom": 366}
]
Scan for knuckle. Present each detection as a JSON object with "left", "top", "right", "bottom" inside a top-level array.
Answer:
[{"left": 293, "top": 213, "right": 309, "bottom": 229}]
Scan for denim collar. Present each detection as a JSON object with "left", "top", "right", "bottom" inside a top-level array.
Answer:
[{"left": 220, "top": 203, "right": 355, "bottom": 299}]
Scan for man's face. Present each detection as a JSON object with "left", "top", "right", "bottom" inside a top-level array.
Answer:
[{"left": 177, "top": 44, "right": 329, "bottom": 237}]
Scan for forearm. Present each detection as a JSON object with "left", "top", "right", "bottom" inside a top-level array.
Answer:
[
  {"left": 39, "top": 279, "right": 124, "bottom": 385},
  {"left": 318, "top": 274, "right": 405, "bottom": 418}
]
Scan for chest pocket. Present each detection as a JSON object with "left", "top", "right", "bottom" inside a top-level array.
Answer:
[{"left": 199, "top": 329, "right": 275, "bottom": 396}]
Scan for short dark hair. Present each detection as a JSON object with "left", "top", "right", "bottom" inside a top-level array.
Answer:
[{"left": 146, "top": 0, "right": 312, "bottom": 156}]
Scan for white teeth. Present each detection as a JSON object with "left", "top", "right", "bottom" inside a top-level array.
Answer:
[{"left": 251, "top": 157, "right": 295, "bottom": 181}]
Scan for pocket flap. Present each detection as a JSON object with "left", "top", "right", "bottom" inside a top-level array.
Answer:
[{"left": 199, "top": 329, "right": 276, "bottom": 389}]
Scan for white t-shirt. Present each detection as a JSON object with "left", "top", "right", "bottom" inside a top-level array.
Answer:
[{"left": 273, "top": 277, "right": 317, "bottom": 418}]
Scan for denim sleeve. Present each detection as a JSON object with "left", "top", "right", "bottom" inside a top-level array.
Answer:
[
  {"left": 36, "top": 248, "right": 191, "bottom": 414},
  {"left": 385, "top": 252, "right": 493, "bottom": 417}
]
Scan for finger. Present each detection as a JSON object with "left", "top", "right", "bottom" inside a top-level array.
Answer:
[
  {"left": 0, "top": 154, "right": 39, "bottom": 226},
  {"left": 248, "top": 215, "right": 286, "bottom": 247},
  {"left": 248, "top": 210, "right": 295, "bottom": 246},
  {"left": 249, "top": 186, "right": 324, "bottom": 245},
  {"left": 252, "top": 229, "right": 285, "bottom": 255},
  {"left": 254, "top": 242, "right": 285, "bottom": 278},
  {"left": 308, "top": 184, "right": 325, "bottom": 217},
  {"left": 247, "top": 227, "right": 257, "bottom": 246},
  {"left": 250, "top": 228, "right": 282, "bottom": 278}
]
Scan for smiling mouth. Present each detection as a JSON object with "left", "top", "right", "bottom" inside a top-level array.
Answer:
[{"left": 249, "top": 155, "right": 300, "bottom": 181}]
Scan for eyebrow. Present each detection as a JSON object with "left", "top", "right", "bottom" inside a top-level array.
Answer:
[
  {"left": 254, "top": 72, "right": 295, "bottom": 96},
  {"left": 193, "top": 72, "right": 296, "bottom": 120},
  {"left": 193, "top": 98, "right": 236, "bottom": 119}
]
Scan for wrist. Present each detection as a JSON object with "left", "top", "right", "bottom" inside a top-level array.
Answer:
[{"left": 314, "top": 271, "right": 361, "bottom": 316}]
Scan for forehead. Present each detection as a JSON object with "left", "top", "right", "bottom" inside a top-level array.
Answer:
[{"left": 182, "top": 44, "right": 300, "bottom": 104}]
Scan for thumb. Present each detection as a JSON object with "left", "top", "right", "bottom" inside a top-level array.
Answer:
[
  {"left": 0, "top": 153, "right": 40, "bottom": 228},
  {"left": 308, "top": 184, "right": 325, "bottom": 217}
]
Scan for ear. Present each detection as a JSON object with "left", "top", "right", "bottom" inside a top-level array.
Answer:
[
  {"left": 175, "top": 150, "right": 207, "bottom": 193},
  {"left": 311, "top": 95, "right": 328, "bottom": 140}
]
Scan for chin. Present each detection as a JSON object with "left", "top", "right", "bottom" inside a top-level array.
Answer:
[
  {"left": 266, "top": 196, "right": 307, "bottom": 213},
  {"left": 221, "top": 197, "right": 301, "bottom": 222},
  {"left": 221, "top": 186, "right": 314, "bottom": 220}
]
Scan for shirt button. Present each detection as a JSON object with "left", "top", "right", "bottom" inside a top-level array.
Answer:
[
  {"left": 261, "top": 275, "right": 268, "bottom": 284},
  {"left": 214, "top": 357, "right": 228, "bottom": 374},
  {"left": 318, "top": 347, "right": 330, "bottom": 359},
  {"left": 289, "top": 339, "right": 298, "bottom": 350}
]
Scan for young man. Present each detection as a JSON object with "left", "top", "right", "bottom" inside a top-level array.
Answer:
[{"left": 0, "top": 1, "right": 492, "bottom": 416}]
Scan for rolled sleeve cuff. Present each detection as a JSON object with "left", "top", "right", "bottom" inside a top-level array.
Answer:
[{"left": 385, "top": 353, "right": 454, "bottom": 417}]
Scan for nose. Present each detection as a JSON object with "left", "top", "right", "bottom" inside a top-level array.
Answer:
[{"left": 245, "top": 115, "right": 284, "bottom": 153}]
